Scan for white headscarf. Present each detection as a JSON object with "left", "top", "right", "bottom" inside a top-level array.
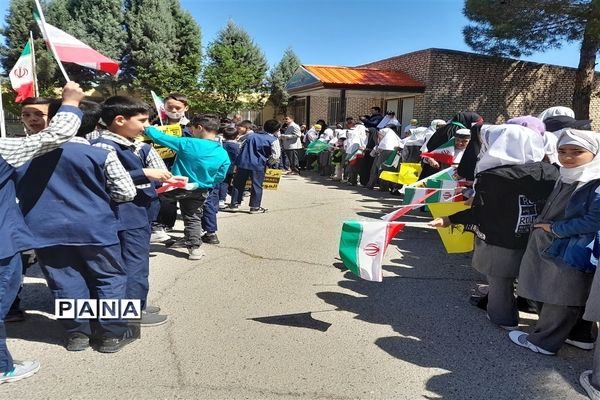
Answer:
[
  {"left": 476, "top": 124, "right": 545, "bottom": 173},
  {"left": 420, "top": 120, "right": 447, "bottom": 152},
  {"left": 537, "top": 106, "right": 575, "bottom": 122},
  {"left": 556, "top": 129, "right": 600, "bottom": 185},
  {"left": 402, "top": 127, "right": 429, "bottom": 147},
  {"left": 378, "top": 127, "right": 402, "bottom": 151}
]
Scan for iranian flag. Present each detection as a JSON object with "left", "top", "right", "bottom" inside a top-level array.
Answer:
[
  {"left": 9, "top": 41, "right": 35, "bottom": 102},
  {"left": 339, "top": 221, "right": 405, "bottom": 282},
  {"left": 34, "top": 10, "right": 119, "bottom": 75},
  {"left": 421, "top": 138, "right": 455, "bottom": 165},
  {"left": 151, "top": 91, "right": 167, "bottom": 125}
]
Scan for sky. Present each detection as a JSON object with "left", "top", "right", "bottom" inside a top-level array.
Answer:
[{"left": 0, "top": 0, "right": 584, "bottom": 70}]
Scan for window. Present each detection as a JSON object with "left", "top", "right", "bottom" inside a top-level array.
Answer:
[{"left": 327, "top": 97, "right": 346, "bottom": 124}]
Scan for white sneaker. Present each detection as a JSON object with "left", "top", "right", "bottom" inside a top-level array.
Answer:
[
  {"left": 188, "top": 247, "right": 206, "bottom": 260},
  {"left": 580, "top": 370, "right": 600, "bottom": 400},
  {"left": 150, "top": 228, "right": 171, "bottom": 243},
  {"left": 218, "top": 200, "right": 226, "bottom": 209},
  {"left": 0, "top": 360, "right": 40, "bottom": 384},
  {"left": 508, "top": 331, "right": 555, "bottom": 355}
]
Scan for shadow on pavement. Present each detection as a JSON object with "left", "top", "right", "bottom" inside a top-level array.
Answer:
[{"left": 319, "top": 209, "right": 592, "bottom": 399}]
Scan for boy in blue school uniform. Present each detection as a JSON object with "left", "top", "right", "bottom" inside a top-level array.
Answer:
[
  {"left": 16, "top": 100, "right": 139, "bottom": 353},
  {"left": 0, "top": 82, "right": 84, "bottom": 383},
  {"left": 218, "top": 126, "right": 241, "bottom": 209},
  {"left": 229, "top": 119, "right": 281, "bottom": 213},
  {"left": 91, "top": 96, "right": 172, "bottom": 326},
  {"left": 144, "top": 115, "right": 230, "bottom": 260}
]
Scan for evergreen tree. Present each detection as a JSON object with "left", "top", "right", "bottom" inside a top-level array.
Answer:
[
  {"left": 463, "top": 0, "right": 600, "bottom": 119},
  {"left": 202, "top": 20, "right": 268, "bottom": 116},
  {"left": 269, "top": 48, "right": 301, "bottom": 116},
  {"left": 1, "top": 0, "right": 59, "bottom": 94}
]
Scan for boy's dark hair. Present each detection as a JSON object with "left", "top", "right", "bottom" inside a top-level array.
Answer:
[
  {"left": 101, "top": 96, "right": 149, "bottom": 126},
  {"left": 190, "top": 114, "right": 220, "bottom": 133},
  {"left": 21, "top": 97, "right": 53, "bottom": 106},
  {"left": 237, "top": 120, "right": 253, "bottom": 129},
  {"left": 21, "top": 97, "right": 62, "bottom": 121},
  {"left": 221, "top": 126, "right": 238, "bottom": 140},
  {"left": 165, "top": 93, "right": 188, "bottom": 106},
  {"left": 371, "top": 106, "right": 381, "bottom": 113},
  {"left": 346, "top": 117, "right": 355, "bottom": 123},
  {"left": 77, "top": 100, "right": 102, "bottom": 137},
  {"left": 263, "top": 119, "right": 282, "bottom": 134}
]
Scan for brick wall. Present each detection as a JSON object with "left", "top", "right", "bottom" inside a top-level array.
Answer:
[
  {"left": 359, "top": 48, "right": 600, "bottom": 130},
  {"left": 345, "top": 97, "right": 384, "bottom": 120},
  {"left": 309, "top": 96, "right": 328, "bottom": 123}
]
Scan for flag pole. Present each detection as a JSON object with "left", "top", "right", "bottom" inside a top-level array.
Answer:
[
  {"left": 0, "top": 81, "right": 7, "bottom": 138},
  {"left": 29, "top": 31, "right": 39, "bottom": 96},
  {"left": 33, "top": 0, "right": 70, "bottom": 82}
]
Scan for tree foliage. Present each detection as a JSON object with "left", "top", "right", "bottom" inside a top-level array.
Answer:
[
  {"left": 123, "top": 0, "right": 202, "bottom": 98},
  {"left": 269, "top": 48, "right": 301, "bottom": 116},
  {"left": 201, "top": 20, "right": 269, "bottom": 116},
  {"left": 463, "top": 0, "right": 600, "bottom": 118},
  {"left": 0, "top": 0, "right": 59, "bottom": 94}
]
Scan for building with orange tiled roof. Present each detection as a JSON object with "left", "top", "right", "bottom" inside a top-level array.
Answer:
[{"left": 282, "top": 48, "right": 600, "bottom": 130}]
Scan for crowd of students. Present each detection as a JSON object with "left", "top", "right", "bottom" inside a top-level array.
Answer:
[
  {"left": 299, "top": 105, "right": 600, "bottom": 399},
  {"left": 0, "top": 86, "right": 287, "bottom": 384},
  {"left": 3, "top": 84, "right": 600, "bottom": 399}
]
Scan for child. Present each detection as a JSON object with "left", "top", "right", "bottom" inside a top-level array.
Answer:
[
  {"left": 91, "top": 96, "right": 171, "bottom": 326},
  {"left": 431, "top": 124, "right": 558, "bottom": 330},
  {"left": 229, "top": 119, "right": 281, "bottom": 213},
  {"left": 16, "top": 101, "right": 138, "bottom": 353},
  {"left": 509, "top": 129, "right": 600, "bottom": 356},
  {"left": 144, "top": 115, "right": 230, "bottom": 259},
  {"left": 219, "top": 126, "right": 241, "bottom": 209},
  {"left": 151, "top": 93, "right": 192, "bottom": 243},
  {"left": 0, "top": 81, "right": 84, "bottom": 383}
]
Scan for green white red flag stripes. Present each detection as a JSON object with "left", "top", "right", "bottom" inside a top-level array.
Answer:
[
  {"left": 420, "top": 138, "right": 455, "bottom": 165},
  {"left": 151, "top": 91, "right": 167, "bottom": 125},
  {"left": 339, "top": 221, "right": 405, "bottom": 282},
  {"left": 34, "top": 10, "right": 119, "bottom": 75},
  {"left": 9, "top": 41, "right": 35, "bottom": 102}
]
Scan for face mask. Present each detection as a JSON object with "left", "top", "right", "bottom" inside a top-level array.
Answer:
[{"left": 167, "top": 111, "right": 184, "bottom": 121}]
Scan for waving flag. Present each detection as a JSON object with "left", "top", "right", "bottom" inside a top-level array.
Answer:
[
  {"left": 151, "top": 91, "right": 167, "bottom": 125},
  {"left": 339, "top": 221, "right": 405, "bottom": 282},
  {"left": 421, "top": 138, "right": 455, "bottom": 165},
  {"left": 9, "top": 40, "right": 35, "bottom": 102},
  {"left": 34, "top": 10, "right": 119, "bottom": 75},
  {"left": 305, "top": 140, "right": 331, "bottom": 154}
]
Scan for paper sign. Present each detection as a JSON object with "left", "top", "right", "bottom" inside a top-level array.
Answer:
[
  {"left": 137, "top": 124, "right": 183, "bottom": 159},
  {"left": 244, "top": 168, "right": 284, "bottom": 191},
  {"left": 428, "top": 202, "right": 475, "bottom": 253}
]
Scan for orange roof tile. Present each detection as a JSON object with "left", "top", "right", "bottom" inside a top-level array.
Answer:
[{"left": 303, "top": 65, "right": 425, "bottom": 90}]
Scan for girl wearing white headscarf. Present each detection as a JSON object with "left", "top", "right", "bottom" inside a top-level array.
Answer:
[
  {"left": 431, "top": 124, "right": 559, "bottom": 330},
  {"left": 537, "top": 106, "right": 575, "bottom": 122},
  {"left": 510, "top": 129, "right": 600, "bottom": 359},
  {"left": 420, "top": 119, "right": 448, "bottom": 152},
  {"left": 366, "top": 127, "right": 402, "bottom": 189}
]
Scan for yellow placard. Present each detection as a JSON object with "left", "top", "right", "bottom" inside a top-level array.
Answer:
[
  {"left": 137, "top": 124, "right": 183, "bottom": 159},
  {"left": 244, "top": 168, "right": 284, "bottom": 191},
  {"left": 379, "top": 163, "right": 423, "bottom": 185},
  {"left": 428, "top": 202, "right": 474, "bottom": 253}
]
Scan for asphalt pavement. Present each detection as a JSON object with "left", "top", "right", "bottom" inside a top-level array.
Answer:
[{"left": 4, "top": 171, "right": 593, "bottom": 399}]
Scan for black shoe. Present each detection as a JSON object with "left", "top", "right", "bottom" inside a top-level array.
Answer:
[
  {"left": 249, "top": 207, "right": 267, "bottom": 214},
  {"left": 516, "top": 296, "right": 539, "bottom": 314},
  {"left": 97, "top": 325, "right": 140, "bottom": 353},
  {"left": 469, "top": 294, "right": 488, "bottom": 311},
  {"left": 66, "top": 332, "right": 90, "bottom": 351},
  {"left": 5, "top": 309, "right": 25, "bottom": 323},
  {"left": 202, "top": 233, "right": 220, "bottom": 244}
]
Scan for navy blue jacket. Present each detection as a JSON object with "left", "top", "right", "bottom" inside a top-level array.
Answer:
[
  {"left": 91, "top": 138, "right": 158, "bottom": 230},
  {"left": 15, "top": 142, "right": 121, "bottom": 247},
  {"left": 223, "top": 141, "right": 241, "bottom": 175},
  {"left": 0, "top": 156, "right": 37, "bottom": 259},
  {"left": 235, "top": 132, "right": 276, "bottom": 171},
  {"left": 546, "top": 180, "right": 600, "bottom": 272}
]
